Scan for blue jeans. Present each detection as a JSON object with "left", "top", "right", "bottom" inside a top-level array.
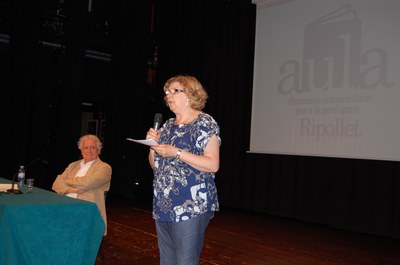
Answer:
[{"left": 155, "top": 211, "right": 214, "bottom": 265}]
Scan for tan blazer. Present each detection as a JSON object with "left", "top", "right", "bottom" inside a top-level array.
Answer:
[{"left": 52, "top": 158, "right": 112, "bottom": 235}]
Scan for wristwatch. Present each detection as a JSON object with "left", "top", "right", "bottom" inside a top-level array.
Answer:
[{"left": 176, "top": 149, "right": 182, "bottom": 160}]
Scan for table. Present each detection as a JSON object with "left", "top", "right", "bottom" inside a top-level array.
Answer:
[{"left": 0, "top": 178, "right": 105, "bottom": 265}]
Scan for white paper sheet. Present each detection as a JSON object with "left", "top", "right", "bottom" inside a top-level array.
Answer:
[{"left": 126, "top": 138, "right": 158, "bottom": 146}]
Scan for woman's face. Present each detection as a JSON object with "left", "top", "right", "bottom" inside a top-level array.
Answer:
[{"left": 165, "top": 81, "right": 188, "bottom": 112}]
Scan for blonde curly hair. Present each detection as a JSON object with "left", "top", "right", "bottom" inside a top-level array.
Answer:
[{"left": 163, "top": 75, "right": 208, "bottom": 111}]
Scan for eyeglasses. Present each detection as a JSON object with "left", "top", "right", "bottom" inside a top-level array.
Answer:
[{"left": 164, "top": 88, "right": 185, "bottom": 95}]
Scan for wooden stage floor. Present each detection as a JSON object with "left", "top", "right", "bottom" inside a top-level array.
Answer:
[{"left": 95, "top": 195, "right": 400, "bottom": 265}]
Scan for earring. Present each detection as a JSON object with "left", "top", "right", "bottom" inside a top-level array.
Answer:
[{"left": 186, "top": 99, "right": 189, "bottom": 106}]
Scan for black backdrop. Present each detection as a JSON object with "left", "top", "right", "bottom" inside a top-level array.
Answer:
[{"left": 1, "top": 0, "right": 399, "bottom": 239}]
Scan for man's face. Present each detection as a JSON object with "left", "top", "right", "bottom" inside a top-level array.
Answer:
[{"left": 81, "top": 139, "right": 99, "bottom": 163}]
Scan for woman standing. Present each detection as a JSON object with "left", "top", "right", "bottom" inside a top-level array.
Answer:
[{"left": 146, "top": 75, "right": 221, "bottom": 265}]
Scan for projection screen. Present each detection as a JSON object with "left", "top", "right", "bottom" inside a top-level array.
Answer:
[{"left": 250, "top": 0, "right": 400, "bottom": 161}]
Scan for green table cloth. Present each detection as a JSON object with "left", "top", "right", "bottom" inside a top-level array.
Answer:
[{"left": 0, "top": 178, "right": 105, "bottom": 265}]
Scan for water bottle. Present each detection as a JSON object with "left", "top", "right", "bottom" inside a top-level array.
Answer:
[{"left": 17, "top": 165, "right": 25, "bottom": 189}]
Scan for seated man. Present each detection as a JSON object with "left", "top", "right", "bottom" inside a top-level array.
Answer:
[{"left": 52, "top": 134, "right": 112, "bottom": 235}]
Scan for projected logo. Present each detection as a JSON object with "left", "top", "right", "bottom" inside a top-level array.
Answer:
[{"left": 278, "top": 5, "right": 393, "bottom": 141}]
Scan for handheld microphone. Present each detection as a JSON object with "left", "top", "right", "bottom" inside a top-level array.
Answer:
[
  {"left": 153, "top": 113, "right": 163, "bottom": 131},
  {"left": 6, "top": 158, "right": 48, "bottom": 194}
]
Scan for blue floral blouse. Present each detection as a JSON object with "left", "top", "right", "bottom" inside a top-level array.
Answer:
[{"left": 153, "top": 112, "right": 221, "bottom": 223}]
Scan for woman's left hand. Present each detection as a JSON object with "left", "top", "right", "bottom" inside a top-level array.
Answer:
[{"left": 152, "top": 144, "right": 179, "bottom": 158}]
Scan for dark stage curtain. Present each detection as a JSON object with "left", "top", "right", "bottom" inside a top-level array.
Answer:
[
  {"left": 1, "top": 0, "right": 58, "bottom": 188},
  {"left": 152, "top": 0, "right": 256, "bottom": 209},
  {"left": 104, "top": 0, "right": 256, "bottom": 201},
  {"left": 242, "top": 154, "right": 400, "bottom": 239},
  {"left": 105, "top": 0, "right": 154, "bottom": 198},
  {"left": 1, "top": 0, "right": 102, "bottom": 188}
]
